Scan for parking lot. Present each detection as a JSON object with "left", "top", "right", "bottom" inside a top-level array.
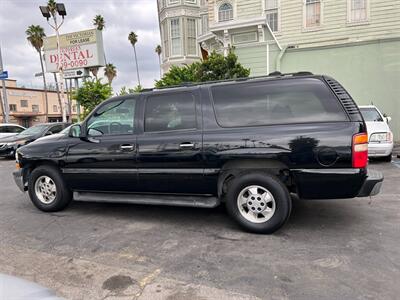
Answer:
[{"left": 0, "top": 158, "right": 399, "bottom": 300}]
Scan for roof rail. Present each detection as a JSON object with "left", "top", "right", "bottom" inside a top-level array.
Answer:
[{"left": 153, "top": 71, "right": 314, "bottom": 90}]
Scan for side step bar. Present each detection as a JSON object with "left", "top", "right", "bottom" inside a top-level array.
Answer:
[{"left": 73, "top": 191, "right": 220, "bottom": 208}]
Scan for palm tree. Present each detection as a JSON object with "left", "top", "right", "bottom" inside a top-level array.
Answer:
[
  {"left": 93, "top": 15, "right": 105, "bottom": 30},
  {"left": 26, "top": 25, "right": 49, "bottom": 120},
  {"left": 128, "top": 31, "right": 141, "bottom": 86},
  {"left": 155, "top": 45, "right": 162, "bottom": 78},
  {"left": 47, "top": 0, "right": 57, "bottom": 16},
  {"left": 104, "top": 63, "right": 117, "bottom": 85}
]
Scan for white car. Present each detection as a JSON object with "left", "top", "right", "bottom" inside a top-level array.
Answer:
[
  {"left": 359, "top": 105, "right": 393, "bottom": 161},
  {"left": 0, "top": 123, "right": 25, "bottom": 139}
]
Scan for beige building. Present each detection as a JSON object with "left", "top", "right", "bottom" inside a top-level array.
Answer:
[{"left": 0, "top": 79, "right": 79, "bottom": 127}]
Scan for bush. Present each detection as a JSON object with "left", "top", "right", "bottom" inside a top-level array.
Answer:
[{"left": 155, "top": 50, "right": 250, "bottom": 88}]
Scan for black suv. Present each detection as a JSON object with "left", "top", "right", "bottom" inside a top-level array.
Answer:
[{"left": 13, "top": 73, "right": 383, "bottom": 233}]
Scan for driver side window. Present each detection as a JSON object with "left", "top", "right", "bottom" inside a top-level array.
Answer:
[{"left": 87, "top": 98, "right": 135, "bottom": 136}]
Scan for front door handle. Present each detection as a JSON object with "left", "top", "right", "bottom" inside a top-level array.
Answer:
[
  {"left": 120, "top": 144, "right": 134, "bottom": 151},
  {"left": 179, "top": 142, "right": 195, "bottom": 149}
]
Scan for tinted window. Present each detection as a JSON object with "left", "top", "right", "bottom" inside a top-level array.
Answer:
[
  {"left": 145, "top": 92, "right": 196, "bottom": 132},
  {"left": 47, "top": 124, "right": 64, "bottom": 134},
  {"left": 0, "top": 127, "right": 6, "bottom": 133},
  {"left": 211, "top": 78, "right": 347, "bottom": 127},
  {"left": 360, "top": 108, "right": 383, "bottom": 122},
  {"left": 9, "top": 126, "right": 24, "bottom": 133},
  {"left": 87, "top": 98, "right": 135, "bottom": 136},
  {"left": 19, "top": 124, "right": 48, "bottom": 136}
]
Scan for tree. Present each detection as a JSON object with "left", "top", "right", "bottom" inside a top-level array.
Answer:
[
  {"left": 47, "top": 0, "right": 57, "bottom": 15},
  {"left": 133, "top": 84, "right": 143, "bottom": 93},
  {"left": 89, "top": 67, "right": 99, "bottom": 79},
  {"left": 104, "top": 63, "right": 117, "bottom": 85},
  {"left": 155, "top": 63, "right": 199, "bottom": 88},
  {"left": 155, "top": 50, "right": 250, "bottom": 88},
  {"left": 196, "top": 50, "right": 250, "bottom": 81},
  {"left": 117, "top": 85, "right": 142, "bottom": 96},
  {"left": 128, "top": 31, "right": 141, "bottom": 86},
  {"left": 74, "top": 79, "right": 112, "bottom": 117},
  {"left": 155, "top": 45, "right": 162, "bottom": 78},
  {"left": 26, "top": 25, "right": 49, "bottom": 120},
  {"left": 93, "top": 15, "right": 105, "bottom": 30}
]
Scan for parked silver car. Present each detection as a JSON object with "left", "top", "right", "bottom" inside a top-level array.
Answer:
[{"left": 0, "top": 123, "right": 25, "bottom": 139}]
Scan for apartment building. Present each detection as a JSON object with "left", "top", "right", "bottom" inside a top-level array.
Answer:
[
  {"left": 157, "top": 0, "right": 400, "bottom": 139},
  {"left": 0, "top": 79, "right": 79, "bottom": 127}
]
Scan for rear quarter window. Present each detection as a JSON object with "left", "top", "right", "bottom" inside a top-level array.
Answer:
[{"left": 211, "top": 78, "right": 348, "bottom": 128}]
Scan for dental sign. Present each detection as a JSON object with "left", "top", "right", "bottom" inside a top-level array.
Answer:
[{"left": 43, "top": 29, "right": 105, "bottom": 73}]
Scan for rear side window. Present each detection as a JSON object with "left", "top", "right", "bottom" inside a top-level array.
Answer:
[
  {"left": 145, "top": 92, "right": 196, "bottom": 132},
  {"left": 9, "top": 126, "right": 24, "bottom": 133},
  {"left": 211, "top": 78, "right": 347, "bottom": 127},
  {"left": 360, "top": 108, "right": 383, "bottom": 122}
]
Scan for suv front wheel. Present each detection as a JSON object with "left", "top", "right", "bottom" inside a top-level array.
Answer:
[
  {"left": 28, "top": 165, "right": 72, "bottom": 212},
  {"left": 226, "top": 172, "right": 291, "bottom": 234}
]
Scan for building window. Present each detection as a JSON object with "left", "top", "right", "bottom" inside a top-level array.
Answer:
[
  {"left": 53, "top": 105, "right": 58, "bottom": 112},
  {"left": 187, "top": 18, "right": 197, "bottom": 55},
  {"left": 168, "top": 0, "right": 179, "bottom": 4},
  {"left": 232, "top": 32, "right": 258, "bottom": 45},
  {"left": 20, "top": 100, "right": 28, "bottom": 107},
  {"left": 170, "top": 18, "right": 182, "bottom": 56},
  {"left": 162, "top": 22, "right": 169, "bottom": 58},
  {"left": 305, "top": 0, "right": 321, "bottom": 28},
  {"left": 265, "top": 0, "right": 279, "bottom": 32},
  {"left": 186, "top": 0, "right": 196, "bottom": 3},
  {"left": 349, "top": 0, "right": 368, "bottom": 22},
  {"left": 32, "top": 105, "right": 39, "bottom": 112},
  {"left": 201, "top": 14, "right": 209, "bottom": 35},
  {"left": 9, "top": 104, "right": 17, "bottom": 112},
  {"left": 218, "top": 3, "right": 233, "bottom": 22},
  {"left": 73, "top": 105, "right": 77, "bottom": 112}
]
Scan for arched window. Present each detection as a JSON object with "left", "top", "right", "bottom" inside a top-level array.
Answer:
[{"left": 218, "top": 3, "right": 233, "bottom": 22}]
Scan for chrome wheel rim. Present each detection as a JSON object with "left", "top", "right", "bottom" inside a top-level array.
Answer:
[
  {"left": 237, "top": 185, "right": 276, "bottom": 223},
  {"left": 34, "top": 176, "right": 57, "bottom": 204}
]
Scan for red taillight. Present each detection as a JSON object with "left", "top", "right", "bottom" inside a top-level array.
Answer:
[{"left": 352, "top": 133, "right": 368, "bottom": 168}]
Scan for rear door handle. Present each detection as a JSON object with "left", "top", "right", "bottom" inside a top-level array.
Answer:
[
  {"left": 179, "top": 142, "right": 195, "bottom": 149},
  {"left": 120, "top": 144, "right": 135, "bottom": 151}
]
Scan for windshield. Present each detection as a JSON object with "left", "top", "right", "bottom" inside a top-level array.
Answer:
[
  {"left": 18, "top": 124, "right": 48, "bottom": 136},
  {"left": 360, "top": 108, "right": 383, "bottom": 122}
]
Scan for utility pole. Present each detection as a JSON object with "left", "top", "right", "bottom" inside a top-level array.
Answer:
[
  {"left": 74, "top": 77, "right": 80, "bottom": 122},
  {"left": 0, "top": 45, "right": 9, "bottom": 123}
]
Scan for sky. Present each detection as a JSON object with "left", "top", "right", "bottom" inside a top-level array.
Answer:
[{"left": 0, "top": 0, "right": 161, "bottom": 93}]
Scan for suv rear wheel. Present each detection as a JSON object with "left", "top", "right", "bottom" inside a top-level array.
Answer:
[
  {"left": 28, "top": 165, "right": 72, "bottom": 212},
  {"left": 225, "top": 172, "right": 291, "bottom": 234}
]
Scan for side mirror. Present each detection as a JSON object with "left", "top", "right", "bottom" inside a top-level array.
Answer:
[
  {"left": 45, "top": 131, "right": 53, "bottom": 136},
  {"left": 385, "top": 116, "right": 391, "bottom": 123},
  {"left": 69, "top": 124, "right": 83, "bottom": 138}
]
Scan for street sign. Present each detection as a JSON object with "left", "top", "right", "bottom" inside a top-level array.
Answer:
[
  {"left": 63, "top": 68, "right": 88, "bottom": 79},
  {"left": 34, "top": 72, "right": 44, "bottom": 77},
  {"left": 0, "top": 71, "right": 8, "bottom": 80}
]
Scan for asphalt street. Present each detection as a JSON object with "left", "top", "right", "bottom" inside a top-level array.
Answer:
[{"left": 0, "top": 157, "right": 399, "bottom": 300}]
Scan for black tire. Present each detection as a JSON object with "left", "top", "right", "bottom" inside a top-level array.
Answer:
[
  {"left": 225, "top": 172, "right": 291, "bottom": 234},
  {"left": 28, "top": 165, "right": 72, "bottom": 212},
  {"left": 381, "top": 154, "right": 392, "bottom": 162}
]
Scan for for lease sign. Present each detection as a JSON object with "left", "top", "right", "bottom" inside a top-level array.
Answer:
[{"left": 43, "top": 29, "right": 105, "bottom": 73}]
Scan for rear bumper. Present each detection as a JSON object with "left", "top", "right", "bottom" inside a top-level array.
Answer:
[
  {"left": 357, "top": 169, "right": 384, "bottom": 197},
  {"left": 368, "top": 142, "right": 393, "bottom": 157},
  {"left": 0, "top": 146, "right": 15, "bottom": 157},
  {"left": 13, "top": 169, "right": 27, "bottom": 192}
]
